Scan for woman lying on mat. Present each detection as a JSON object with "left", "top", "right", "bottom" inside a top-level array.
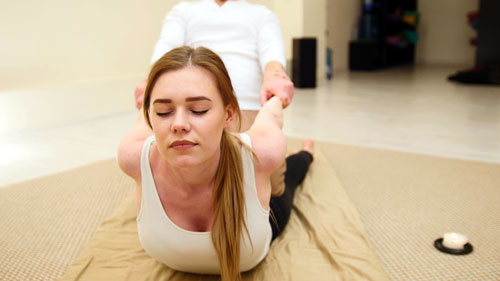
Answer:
[{"left": 117, "top": 46, "right": 313, "bottom": 281}]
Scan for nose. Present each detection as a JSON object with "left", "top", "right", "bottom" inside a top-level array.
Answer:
[{"left": 171, "top": 110, "right": 191, "bottom": 133}]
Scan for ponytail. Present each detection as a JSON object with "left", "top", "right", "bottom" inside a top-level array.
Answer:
[{"left": 211, "top": 130, "right": 249, "bottom": 281}]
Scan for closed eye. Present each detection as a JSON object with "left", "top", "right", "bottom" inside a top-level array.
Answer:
[
  {"left": 156, "top": 112, "right": 172, "bottom": 116},
  {"left": 192, "top": 110, "right": 209, "bottom": 115}
]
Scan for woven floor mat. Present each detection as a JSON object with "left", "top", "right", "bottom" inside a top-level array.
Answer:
[
  {"left": 313, "top": 141, "right": 500, "bottom": 281},
  {"left": 0, "top": 159, "right": 134, "bottom": 281},
  {"left": 2, "top": 140, "right": 499, "bottom": 280}
]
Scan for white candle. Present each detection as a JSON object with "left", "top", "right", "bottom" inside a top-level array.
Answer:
[{"left": 442, "top": 232, "right": 468, "bottom": 250}]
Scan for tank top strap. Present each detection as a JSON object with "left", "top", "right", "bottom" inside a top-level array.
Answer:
[
  {"left": 137, "top": 135, "right": 156, "bottom": 221},
  {"left": 239, "top": 133, "right": 255, "bottom": 173},
  {"left": 239, "top": 133, "right": 252, "bottom": 148},
  {"left": 239, "top": 133, "right": 269, "bottom": 215},
  {"left": 140, "top": 135, "right": 156, "bottom": 184}
]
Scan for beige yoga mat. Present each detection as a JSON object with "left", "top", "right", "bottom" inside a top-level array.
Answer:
[{"left": 56, "top": 146, "right": 389, "bottom": 281}]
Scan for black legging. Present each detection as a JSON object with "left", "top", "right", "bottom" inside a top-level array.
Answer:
[{"left": 269, "top": 151, "right": 313, "bottom": 241}]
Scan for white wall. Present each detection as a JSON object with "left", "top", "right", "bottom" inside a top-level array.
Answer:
[
  {"left": 303, "top": 0, "right": 327, "bottom": 82},
  {"left": 326, "top": 0, "right": 362, "bottom": 70},
  {"left": 0, "top": 0, "right": 179, "bottom": 90},
  {"left": 1, "top": 0, "right": 321, "bottom": 90},
  {"left": 416, "top": 0, "right": 479, "bottom": 65},
  {"left": 0, "top": 0, "right": 481, "bottom": 90}
]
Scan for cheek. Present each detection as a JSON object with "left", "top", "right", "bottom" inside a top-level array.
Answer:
[
  {"left": 196, "top": 119, "right": 224, "bottom": 149},
  {"left": 150, "top": 119, "right": 170, "bottom": 149},
  {"left": 151, "top": 120, "right": 166, "bottom": 136},
  {"left": 195, "top": 111, "right": 226, "bottom": 132},
  {"left": 203, "top": 134, "right": 223, "bottom": 158}
]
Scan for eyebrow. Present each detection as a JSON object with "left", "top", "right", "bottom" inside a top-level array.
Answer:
[
  {"left": 153, "top": 98, "right": 172, "bottom": 104},
  {"left": 186, "top": 96, "right": 212, "bottom": 102},
  {"left": 152, "top": 96, "right": 212, "bottom": 104}
]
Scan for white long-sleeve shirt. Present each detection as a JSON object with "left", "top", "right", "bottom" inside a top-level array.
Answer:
[{"left": 151, "top": 0, "right": 286, "bottom": 110}]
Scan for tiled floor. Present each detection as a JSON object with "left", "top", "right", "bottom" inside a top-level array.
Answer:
[{"left": 1, "top": 65, "right": 499, "bottom": 187}]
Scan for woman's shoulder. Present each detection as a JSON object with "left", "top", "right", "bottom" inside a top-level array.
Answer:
[{"left": 117, "top": 134, "right": 153, "bottom": 183}]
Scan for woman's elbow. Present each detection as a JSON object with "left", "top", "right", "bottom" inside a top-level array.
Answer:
[
  {"left": 117, "top": 140, "right": 140, "bottom": 179},
  {"left": 267, "top": 133, "right": 287, "bottom": 171}
]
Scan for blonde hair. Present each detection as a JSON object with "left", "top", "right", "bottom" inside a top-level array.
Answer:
[{"left": 143, "top": 46, "right": 248, "bottom": 281}]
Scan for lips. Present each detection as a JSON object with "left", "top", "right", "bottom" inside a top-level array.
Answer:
[{"left": 169, "top": 140, "right": 197, "bottom": 150}]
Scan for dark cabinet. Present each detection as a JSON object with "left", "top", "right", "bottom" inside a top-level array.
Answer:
[
  {"left": 476, "top": 0, "right": 500, "bottom": 66},
  {"left": 349, "top": 0, "right": 418, "bottom": 70}
]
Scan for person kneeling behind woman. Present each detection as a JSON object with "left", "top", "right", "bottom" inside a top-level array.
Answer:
[{"left": 117, "top": 46, "right": 313, "bottom": 281}]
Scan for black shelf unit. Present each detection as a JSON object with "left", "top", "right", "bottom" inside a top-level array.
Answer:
[
  {"left": 349, "top": 0, "right": 418, "bottom": 70},
  {"left": 476, "top": 0, "right": 500, "bottom": 66}
]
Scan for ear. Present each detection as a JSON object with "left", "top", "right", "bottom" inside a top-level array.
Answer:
[{"left": 223, "top": 104, "right": 235, "bottom": 128}]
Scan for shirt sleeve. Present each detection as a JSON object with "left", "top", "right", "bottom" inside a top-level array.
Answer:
[
  {"left": 150, "top": 3, "right": 189, "bottom": 65},
  {"left": 257, "top": 8, "right": 286, "bottom": 72}
]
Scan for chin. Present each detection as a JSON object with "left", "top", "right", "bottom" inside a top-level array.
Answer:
[{"left": 171, "top": 156, "right": 200, "bottom": 168}]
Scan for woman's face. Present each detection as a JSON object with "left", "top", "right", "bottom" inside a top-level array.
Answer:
[{"left": 149, "top": 66, "right": 234, "bottom": 168}]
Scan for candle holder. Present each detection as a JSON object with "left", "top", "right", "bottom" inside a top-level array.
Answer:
[{"left": 434, "top": 238, "right": 473, "bottom": 255}]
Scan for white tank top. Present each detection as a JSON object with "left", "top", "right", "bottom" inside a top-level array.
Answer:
[{"left": 137, "top": 133, "right": 272, "bottom": 274}]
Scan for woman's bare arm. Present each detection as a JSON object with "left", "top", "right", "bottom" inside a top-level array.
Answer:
[
  {"left": 247, "top": 96, "right": 287, "bottom": 178},
  {"left": 117, "top": 112, "right": 153, "bottom": 183}
]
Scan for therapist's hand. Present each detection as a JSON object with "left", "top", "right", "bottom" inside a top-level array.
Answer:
[
  {"left": 259, "top": 62, "right": 294, "bottom": 108},
  {"left": 134, "top": 78, "right": 147, "bottom": 109}
]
